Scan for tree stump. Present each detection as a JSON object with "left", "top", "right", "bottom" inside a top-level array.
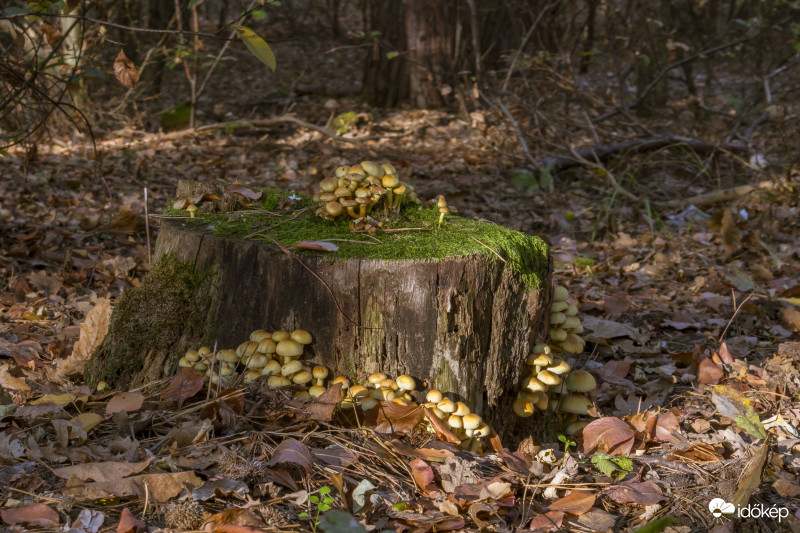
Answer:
[{"left": 87, "top": 195, "right": 552, "bottom": 439}]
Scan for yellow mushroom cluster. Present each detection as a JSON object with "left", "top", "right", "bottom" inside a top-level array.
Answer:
[
  {"left": 549, "top": 285, "right": 586, "bottom": 354},
  {"left": 178, "top": 328, "right": 314, "bottom": 389},
  {"left": 513, "top": 343, "right": 597, "bottom": 435},
  {"left": 313, "top": 161, "right": 418, "bottom": 220}
]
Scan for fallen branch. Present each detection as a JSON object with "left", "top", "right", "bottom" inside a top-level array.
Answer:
[
  {"left": 540, "top": 135, "right": 748, "bottom": 174},
  {"left": 660, "top": 180, "right": 786, "bottom": 208}
]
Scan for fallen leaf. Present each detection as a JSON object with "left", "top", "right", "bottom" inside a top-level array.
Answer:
[
  {"left": 669, "top": 443, "right": 724, "bottom": 463},
  {"left": 106, "top": 391, "right": 145, "bottom": 416},
  {"left": 41, "top": 23, "right": 64, "bottom": 46},
  {"left": 306, "top": 383, "right": 341, "bottom": 421},
  {"left": 581, "top": 316, "right": 647, "bottom": 344},
  {"left": 423, "top": 407, "right": 461, "bottom": 444},
  {"left": 294, "top": 240, "right": 339, "bottom": 252},
  {"left": 582, "top": 417, "right": 636, "bottom": 455},
  {"left": 697, "top": 356, "right": 724, "bottom": 384},
  {"left": 116, "top": 508, "right": 144, "bottom": 533},
  {"left": 364, "top": 402, "right": 423, "bottom": 434},
  {"left": 58, "top": 298, "right": 111, "bottom": 377},
  {"left": 266, "top": 439, "right": 313, "bottom": 474},
  {"left": 409, "top": 458, "right": 439, "bottom": 495},
  {"left": 71, "top": 412, "right": 104, "bottom": 432},
  {"left": 54, "top": 459, "right": 152, "bottom": 482},
  {"left": 229, "top": 183, "right": 263, "bottom": 201},
  {"left": 711, "top": 385, "right": 767, "bottom": 439},
  {"left": 30, "top": 392, "right": 77, "bottom": 405},
  {"left": 63, "top": 471, "right": 203, "bottom": 502},
  {"left": 603, "top": 482, "right": 665, "bottom": 506},
  {"left": 527, "top": 510, "right": 564, "bottom": 531},
  {"left": 0, "top": 364, "right": 30, "bottom": 392},
  {"left": 546, "top": 490, "right": 595, "bottom": 515},
  {"left": 114, "top": 50, "right": 139, "bottom": 88},
  {"left": 603, "top": 294, "right": 630, "bottom": 316},
  {"left": 161, "top": 367, "right": 204, "bottom": 407},
  {"left": 202, "top": 508, "right": 262, "bottom": 530},
  {"left": 1, "top": 503, "right": 59, "bottom": 526},
  {"left": 731, "top": 437, "right": 771, "bottom": 508},
  {"left": 718, "top": 342, "right": 735, "bottom": 364}
]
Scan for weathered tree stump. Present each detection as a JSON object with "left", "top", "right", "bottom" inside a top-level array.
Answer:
[{"left": 87, "top": 196, "right": 552, "bottom": 439}]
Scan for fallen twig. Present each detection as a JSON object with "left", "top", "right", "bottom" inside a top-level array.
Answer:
[{"left": 660, "top": 180, "right": 786, "bottom": 208}]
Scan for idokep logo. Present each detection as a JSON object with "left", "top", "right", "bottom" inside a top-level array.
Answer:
[{"left": 708, "top": 498, "right": 789, "bottom": 522}]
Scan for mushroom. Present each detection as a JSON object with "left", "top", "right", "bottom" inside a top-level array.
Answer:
[
  {"left": 553, "top": 285, "right": 569, "bottom": 302},
  {"left": 280, "top": 360, "right": 303, "bottom": 377},
  {"left": 292, "top": 370, "right": 313, "bottom": 386},
  {"left": 198, "top": 346, "right": 211, "bottom": 358},
  {"left": 550, "top": 312, "right": 566, "bottom": 326},
  {"left": 547, "top": 358, "right": 571, "bottom": 375},
  {"left": 325, "top": 201, "right": 343, "bottom": 218},
  {"left": 372, "top": 387, "right": 396, "bottom": 401},
  {"left": 360, "top": 397, "right": 379, "bottom": 410},
  {"left": 267, "top": 375, "right": 291, "bottom": 389},
  {"left": 368, "top": 373, "right": 387, "bottom": 388},
  {"left": 246, "top": 353, "right": 268, "bottom": 370},
  {"left": 381, "top": 174, "right": 400, "bottom": 208},
  {"left": 360, "top": 161, "right": 384, "bottom": 178},
  {"left": 294, "top": 390, "right": 311, "bottom": 400},
  {"left": 216, "top": 349, "right": 238, "bottom": 365},
  {"left": 437, "top": 398, "right": 456, "bottom": 414},
  {"left": 250, "top": 329, "right": 271, "bottom": 342},
  {"left": 513, "top": 398, "right": 535, "bottom": 417},
  {"left": 260, "top": 359, "right": 282, "bottom": 376},
  {"left": 426, "top": 389, "right": 443, "bottom": 404},
  {"left": 379, "top": 378, "right": 399, "bottom": 391},
  {"left": 462, "top": 413, "right": 483, "bottom": 437},
  {"left": 236, "top": 340, "right": 260, "bottom": 361},
  {"left": 562, "top": 316, "right": 581, "bottom": 330},
  {"left": 348, "top": 165, "right": 367, "bottom": 177},
  {"left": 271, "top": 331, "right": 290, "bottom": 342},
  {"left": 320, "top": 177, "right": 339, "bottom": 192},
  {"left": 550, "top": 301, "right": 569, "bottom": 313},
  {"left": 550, "top": 328, "right": 568, "bottom": 343},
  {"left": 448, "top": 415, "right": 464, "bottom": 438},
  {"left": 243, "top": 369, "right": 262, "bottom": 384},
  {"left": 184, "top": 350, "right": 200, "bottom": 363},
  {"left": 561, "top": 333, "right": 584, "bottom": 354},
  {"left": 257, "top": 338, "right": 277, "bottom": 355},
  {"left": 309, "top": 385, "right": 327, "bottom": 398},
  {"left": 348, "top": 385, "right": 369, "bottom": 399},
  {"left": 528, "top": 352, "right": 554, "bottom": 374},
  {"left": 330, "top": 376, "right": 350, "bottom": 391},
  {"left": 312, "top": 366, "right": 329, "bottom": 387},
  {"left": 276, "top": 339, "right": 303, "bottom": 365},
  {"left": 565, "top": 420, "right": 589, "bottom": 436},
  {"left": 558, "top": 394, "right": 592, "bottom": 415},
  {"left": 522, "top": 376, "right": 547, "bottom": 394},
  {"left": 537, "top": 370, "right": 561, "bottom": 387},
  {"left": 290, "top": 329, "right": 312, "bottom": 345},
  {"left": 186, "top": 204, "right": 197, "bottom": 218},
  {"left": 381, "top": 163, "right": 397, "bottom": 176},
  {"left": 565, "top": 370, "right": 596, "bottom": 393},
  {"left": 178, "top": 357, "right": 193, "bottom": 368},
  {"left": 396, "top": 375, "right": 416, "bottom": 392},
  {"left": 392, "top": 183, "right": 406, "bottom": 211},
  {"left": 454, "top": 401, "right": 471, "bottom": 417}
]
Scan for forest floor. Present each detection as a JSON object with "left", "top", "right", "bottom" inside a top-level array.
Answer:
[{"left": 1, "top": 6, "right": 800, "bottom": 533}]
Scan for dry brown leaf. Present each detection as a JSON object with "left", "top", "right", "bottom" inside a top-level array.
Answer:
[
  {"left": 1, "top": 503, "right": 59, "bottom": 527},
  {"left": 63, "top": 471, "right": 203, "bottom": 502},
  {"left": 113, "top": 50, "right": 139, "bottom": 88},
  {"left": 546, "top": 490, "right": 596, "bottom": 515},
  {"left": 59, "top": 298, "right": 111, "bottom": 377},
  {"left": 202, "top": 508, "right": 262, "bottom": 530},
  {"left": 294, "top": 240, "right": 339, "bottom": 252},
  {"left": 160, "top": 367, "right": 204, "bottom": 407},
  {"left": 719, "top": 208, "right": 741, "bottom": 254},
  {"left": 718, "top": 342, "right": 735, "bottom": 364},
  {"left": 603, "top": 482, "right": 665, "bottom": 506},
  {"left": 0, "top": 363, "right": 30, "bottom": 393},
  {"left": 266, "top": 438, "right": 313, "bottom": 473},
  {"left": 697, "top": 355, "right": 724, "bottom": 384},
  {"left": 731, "top": 437, "right": 771, "bottom": 508},
  {"left": 306, "top": 382, "right": 341, "bottom": 421},
  {"left": 423, "top": 406, "right": 461, "bottom": 444},
  {"left": 116, "top": 508, "right": 144, "bottom": 533},
  {"left": 582, "top": 417, "right": 635, "bottom": 455},
  {"left": 527, "top": 510, "right": 564, "bottom": 532},
  {"left": 71, "top": 412, "right": 104, "bottom": 432},
  {"left": 603, "top": 294, "right": 630, "bottom": 316},
  {"left": 669, "top": 443, "right": 724, "bottom": 463},
  {"left": 229, "top": 183, "right": 263, "bottom": 201},
  {"left": 365, "top": 402, "right": 423, "bottom": 434},
  {"left": 780, "top": 307, "right": 800, "bottom": 332},
  {"left": 53, "top": 459, "right": 152, "bottom": 482},
  {"left": 106, "top": 391, "right": 145, "bottom": 416},
  {"left": 409, "top": 458, "right": 439, "bottom": 496},
  {"left": 41, "top": 23, "right": 64, "bottom": 46}
]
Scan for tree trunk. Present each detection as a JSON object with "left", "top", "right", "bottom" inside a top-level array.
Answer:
[{"left": 87, "top": 218, "right": 552, "bottom": 439}]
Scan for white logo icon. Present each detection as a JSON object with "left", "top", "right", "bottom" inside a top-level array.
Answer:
[{"left": 709, "top": 498, "right": 736, "bottom": 517}]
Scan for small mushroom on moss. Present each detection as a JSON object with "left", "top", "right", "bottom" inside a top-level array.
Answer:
[
  {"left": 186, "top": 204, "right": 197, "bottom": 218},
  {"left": 325, "top": 201, "right": 344, "bottom": 218},
  {"left": 559, "top": 394, "right": 592, "bottom": 415}
]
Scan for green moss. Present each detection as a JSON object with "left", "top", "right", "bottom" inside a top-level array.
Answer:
[
  {"left": 168, "top": 188, "right": 549, "bottom": 290},
  {"left": 85, "top": 256, "right": 217, "bottom": 388}
]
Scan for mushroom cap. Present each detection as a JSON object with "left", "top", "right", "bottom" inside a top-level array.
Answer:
[
  {"left": 348, "top": 164, "right": 367, "bottom": 176},
  {"left": 341, "top": 198, "right": 357, "bottom": 208},
  {"left": 534, "top": 393, "right": 549, "bottom": 410},
  {"left": 379, "top": 378, "right": 399, "bottom": 391},
  {"left": 335, "top": 166, "right": 350, "bottom": 177},
  {"left": 276, "top": 339, "right": 303, "bottom": 358},
  {"left": 527, "top": 352, "right": 553, "bottom": 367},
  {"left": 475, "top": 424, "right": 491, "bottom": 438},
  {"left": 430, "top": 406, "right": 446, "bottom": 420},
  {"left": 290, "top": 329, "right": 312, "bottom": 345},
  {"left": 330, "top": 376, "right": 350, "bottom": 389},
  {"left": 178, "top": 357, "right": 193, "bottom": 367},
  {"left": 292, "top": 370, "right": 313, "bottom": 385},
  {"left": 293, "top": 390, "right": 311, "bottom": 400},
  {"left": 435, "top": 195, "right": 447, "bottom": 208},
  {"left": 325, "top": 201, "right": 343, "bottom": 217},
  {"left": 532, "top": 343, "right": 552, "bottom": 355},
  {"left": 550, "top": 301, "right": 569, "bottom": 313},
  {"left": 246, "top": 353, "right": 268, "bottom": 369},
  {"left": 553, "top": 285, "right": 569, "bottom": 302},
  {"left": 217, "top": 349, "right": 238, "bottom": 363},
  {"left": 550, "top": 328, "right": 568, "bottom": 342},
  {"left": 426, "top": 389, "right": 443, "bottom": 403},
  {"left": 548, "top": 358, "right": 572, "bottom": 375},
  {"left": 381, "top": 163, "right": 397, "bottom": 175},
  {"left": 396, "top": 375, "right": 416, "bottom": 391},
  {"left": 184, "top": 350, "right": 200, "bottom": 363},
  {"left": 448, "top": 414, "right": 463, "bottom": 430},
  {"left": 391, "top": 397, "right": 409, "bottom": 406},
  {"left": 360, "top": 161, "right": 384, "bottom": 177},
  {"left": 561, "top": 334, "right": 584, "bottom": 354},
  {"left": 257, "top": 338, "right": 277, "bottom": 354},
  {"left": 550, "top": 312, "right": 566, "bottom": 325},
  {"left": 453, "top": 401, "right": 471, "bottom": 417},
  {"left": 512, "top": 398, "right": 535, "bottom": 417},
  {"left": 243, "top": 369, "right": 262, "bottom": 383},
  {"left": 360, "top": 397, "right": 379, "bottom": 410},
  {"left": 565, "top": 304, "right": 578, "bottom": 316},
  {"left": 439, "top": 206, "right": 450, "bottom": 215},
  {"left": 260, "top": 359, "right": 282, "bottom": 376},
  {"left": 565, "top": 370, "right": 597, "bottom": 393},
  {"left": 562, "top": 316, "right": 581, "bottom": 330},
  {"left": 355, "top": 187, "right": 371, "bottom": 198},
  {"left": 462, "top": 413, "right": 482, "bottom": 430},
  {"left": 250, "top": 329, "right": 272, "bottom": 342},
  {"left": 559, "top": 394, "right": 592, "bottom": 415},
  {"left": 312, "top": 366, "right": 329, "bottom": 380},
  {"left": 437, "top": 398, "right": 456, "bottom": 413},
  {"left": 523, "top": 376, "right": 547, "bottom": 393},
  {"left": 237, "top": 340, "right": 260, "bottom": 358},
  {"left": 372, "top": 387, "right": 396, "bottom": 401},
  {"left": 394, "top": 183, "right": 407, "bottom": 195},
  {"left": 368, "top": 373, "right": 387, "bottom": 387},
  {"left": 281, "top": 360, "right": 303, "bottom": 376},
  {"left": 381, "top": 174, "right": 400, "bottom": 188},
  {"left": 197, "top": 346, "right": 211, "bottom": 357},
  {"left": 186, "top": 204, "right": 197, "bottom": 212},
  {"left": 334, "top": 186, "right": 353, "bottom": 198},
  {"left": 271, "top": 331, "right": 290, "bottom": 342},
  {"left": 537, "top": 370, "right": 562, "bottom": 386},
  {"left": 309, "top": 385, "right": 327, "bottom": 398},
  {"left": 319, "top": 192, "right": 336, "bottom": 203},
  {"left": 565, "top": 420, "right": 589, "bottom": 436},
  {"left": 267, "top": 375, "right": 291, "bottom": 389},
  {"left": 349, "top": 385, "right": 369, "bottom": 399},
  {"left": 320, "top": 177, "right": 339, "bottom": 192},
  {"left": 194, "top": 362, "right": 209, "bottom": 372}
]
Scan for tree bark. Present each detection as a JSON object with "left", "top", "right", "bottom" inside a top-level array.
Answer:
[{"left": 87, "top": 219, "right": 552, "bottom": 439}]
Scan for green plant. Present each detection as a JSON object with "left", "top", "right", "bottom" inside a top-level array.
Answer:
[
  {"left": 591, "top": 452, "right": 633, "bottom": 481},
  {"left": 299, "top": 486, "right": 334, "bottom": 532},
  {"left": 557, "top": 434, "right": 576, "bottom": 455}
]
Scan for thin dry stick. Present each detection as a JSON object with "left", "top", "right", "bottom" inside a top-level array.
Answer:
[
  {"left": 718, "top": 290, "right": 754, "bottom": 343},
  {"left": 251, "top": 232, "right": 357, "bottom": 326},
  {"left": 469, "top": 236, "right": 506, "bottom": 263},
  {"left": 144, "top": 188, "right": 151, "bottom": 268}
]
